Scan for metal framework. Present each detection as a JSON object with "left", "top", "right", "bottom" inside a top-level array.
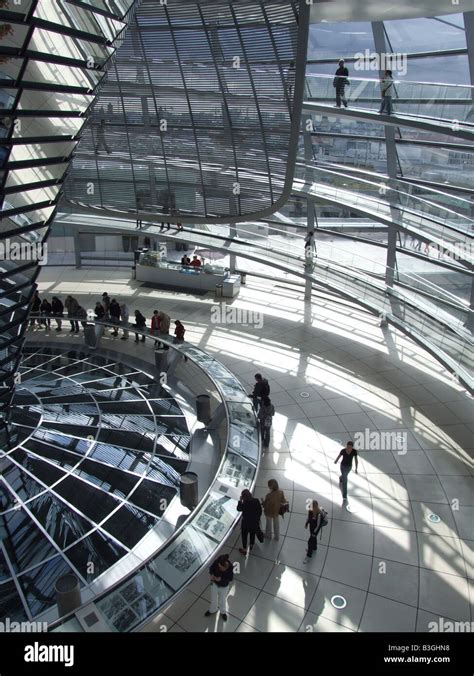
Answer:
[
  {"left": 63, "top": 0, "right": 311, "bottom": 223},
  {"left": 0, "top": 0, "right": 137, "bottom": 430}
]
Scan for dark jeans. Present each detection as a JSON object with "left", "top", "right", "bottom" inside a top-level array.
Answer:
[
  {"left": 307, "top": 533, "right": 318, "bottom": 558},
  {"left": 261, "top": 423, "right": 271, "bottom": 447},
  {"left": 242, "top": 528, "right": 256, "bottom": 549},
  {"left": 340, "top": 464, "right": 351, "bottom": 499},
  {"left": 69, "top": 319, "right": 79, "bottom": 331},
  {"left": 336, "top": 85, "right": 347, "bottom": 107}
]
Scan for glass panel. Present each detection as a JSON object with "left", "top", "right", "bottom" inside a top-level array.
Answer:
[
  {"left": 54, "top": 476, "right": 121, "bottom": 522},
  {"left": 397, "top": 143, "right": 474, "bottom": 190},
  {"left": 101, "top": 504, "right": 157, "bottom": 548},
  {"left": 308, "top": 22, "right": 375, "bottom": 60},
  {"left": 0, "top": 462, "right": 45, "bottom": 503},
  {"left": 0, "top": 508, "right": 59, "bottom": 574},
  {"left": 128, "top": 481, "right": 176, "bottom": 517},
  {"left": 0, "top": 580, "right": 29, "bottom": 622},
  {"left": 385, "top": 14, "right": 466, "bottom": 52},
  {"left": 64, "top": 531, "right": 127, "bottom": 580},
  {"left": 27, "top": 493, "right": 94, "bottom": 549}
]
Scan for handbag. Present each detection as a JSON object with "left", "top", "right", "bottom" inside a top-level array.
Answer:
[
  {"left": 279, "top": 502, "right": 290, "bottom": 518},
  {"left": 256, "top": 526, "right": 264, "bottom": 543}
]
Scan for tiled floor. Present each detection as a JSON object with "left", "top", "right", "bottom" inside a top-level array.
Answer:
[{"left": 32, "top": 266, "right": 474, "bottom": 632}]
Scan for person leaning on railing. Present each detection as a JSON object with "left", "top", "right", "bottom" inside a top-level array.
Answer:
[{"left": 134, "top": 310, "right": 147, "bottom": 343}]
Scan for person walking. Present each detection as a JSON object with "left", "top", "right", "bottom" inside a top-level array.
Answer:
[
  {"left": 160, "top": 205, "right": 171, "bottom": 232},
  {"left": 237, "top": 489, "right": 262, "bottom": 555},
  {"left": 258, "top": 395, "right": 275, "bottom": 449},
  {"left": 158, "top": 310, "right": 171, "bottom": 349},
  {"left": 261, "top": 479, "right": 287, "bottom": 541},
  {"left": 136, "top": 193, "right": 143, "bottom": 230},
  {"left": 101, "top": 292, "right": 111, "bottom": 319},
  {"left": 150, "top": 310, "right": 161, "bottom": 346},
  {"left": 30, "top": 290, "right": 41, "bottom": 327},
  {"left": 51, "top": 296, "right": 64, "bottom": 332},
  {"left": 65, "top": 295, "right": 79, "bottom": 333},
  {"left": 334, "top": 441, "right": 359, "bottom": 502},
  {"left": 173, "top": 320, "right": 185, "bottom": 343},
  {"left": 120, "top": 302, "right": 129, "bottom": 340},
  {"left": 40, "top": 298, "right": 52, "bottom": 329},
  {"left": 304, "top": 229, "right": 315, "bottom": 252},
  {"left": 303, "top": 500, "right": 324, "bottom": 563},
  {"left": 250, "top": 373, "right": 270, "bottom": 411},
  {"left": 333, "top": 59, "right": 349, "bottom": 108},
  {"left": 204, "top": 553, "right": 234, "bottom": 623},
  {"left": 304, "top": 229, "right": 316, "bottom": 268},
  {"left": 109, "top": 299, "right": 121, "bottom": 336},
  {"left": 134, "top": 310, "right": 147, "bottom": 343},
  {"left": 94, "top": 118, "right": 111, "bottom": 154},
  {"left": 175, "top": 210, "right": 183, "bottom": 232},
  {"left": 379, "top": 69, "right": 394, "bottom": 115},
  {"left": 76, "top": 305, "right": 88, "bottom": 331}
]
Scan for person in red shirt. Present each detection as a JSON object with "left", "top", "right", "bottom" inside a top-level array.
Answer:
[
  {"left": 174, "top": 320, "right": 185, "bottom": 343},
  {"left": 190, "top": 255, "right": 201, "bottom": 267}
]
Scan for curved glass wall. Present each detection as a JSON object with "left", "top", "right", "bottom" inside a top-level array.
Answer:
[{"left": 63, "top": 0, "right": 310, "bottom": 223}]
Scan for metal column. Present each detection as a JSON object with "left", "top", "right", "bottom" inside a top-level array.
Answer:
[{"left": 372, "top": 21, "right": 399, "bottom": 289}]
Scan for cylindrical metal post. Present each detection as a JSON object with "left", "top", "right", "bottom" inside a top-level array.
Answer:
[
  {"left": 179, "top": 472, "right": 198, "bottom": 510},
  {"left": 196, "top": 394, "right": 211, "bottom": 423},
  {"left": 55, "top": 574, "right": 82, "bottom": 618}
]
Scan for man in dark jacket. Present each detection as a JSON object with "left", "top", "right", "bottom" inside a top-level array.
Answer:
[
  {"left": 333, "top": 58, "right": 349, "bottom": 108},
  {"left": 51, "top": 296, "right": 64, "bottom": 332},
  {"left": 30, "top": 290, "right": 41, "bottom": 327},
  {"left": 251, "top": 373, "right": 270, "bottom": 411},
  {"left": 109, "top": 299, "right": 121, "bottom": 336},
  {"left": 237, "top": 489, "right": 262, "bottom": 555},
  {"left": 204, "top": 554, "right": 234, "bottom": 622}
]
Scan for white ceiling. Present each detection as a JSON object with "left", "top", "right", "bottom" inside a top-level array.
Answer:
[{"left": 310, "top": 0, "right": 470, "bottom": 23}]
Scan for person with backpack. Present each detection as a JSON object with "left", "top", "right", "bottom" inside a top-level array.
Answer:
[
  {"left": 258, "top": 395, "right": 275, "bottom": 449},
  {"left": 379, "top": 69, "right": 394, "bottom": 115},
  {"left": 261, "top": 479, "right": 287, "bottom": 541},
  {"left": 251, "top": 373, "right": 270, "bottom": 411},
  {"left": 334, "top": 440, "right": 359, "bottom": 502},
  {"left": 237, "top": 489, "right": 262, "bottom": 556},
  {"left": 303, "top": 500, "right": 327, "bottom": 562},
  {"left": 204, "top": 553, "right": 234, "bottom": 623}
]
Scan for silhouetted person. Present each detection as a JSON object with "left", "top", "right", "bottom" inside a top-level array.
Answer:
[{"left": 333, "top": 59, "right": 349, "bottom": 108}]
